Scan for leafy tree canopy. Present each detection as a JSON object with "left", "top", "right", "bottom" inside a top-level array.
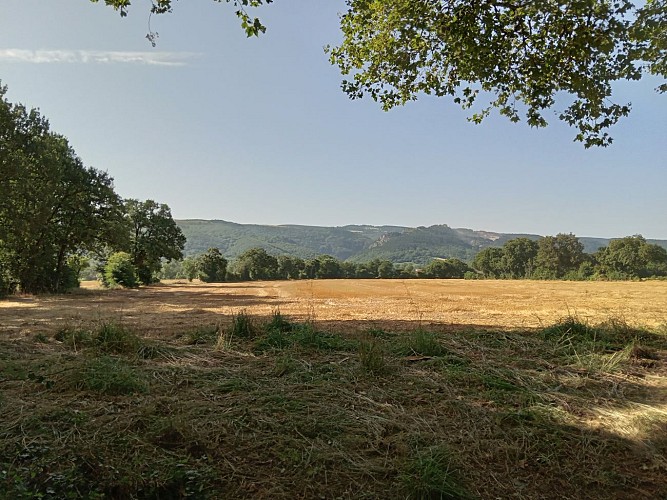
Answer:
[
  {"left": 124, "top": 199, "right": 186, "bottom": 284},
  {"left": 93, "top": 0, "right": 665, "bottom": 146},
  {"left": 91, "top": 0, "right": 273, "bottom": 36},
  {"left": 0, "top": 82, "right": 125, "bottom": 293},
  {"left": 197, "top": 247, "right": 228, "bottom": 283}
]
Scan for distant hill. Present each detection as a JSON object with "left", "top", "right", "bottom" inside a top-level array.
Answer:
[{"left": 177, "top": 220, "right": 667, "bottom": 266}]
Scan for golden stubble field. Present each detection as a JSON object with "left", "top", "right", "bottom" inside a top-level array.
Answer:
[{"left": 2, "top": 279, "right": 666, "bottom": 337}]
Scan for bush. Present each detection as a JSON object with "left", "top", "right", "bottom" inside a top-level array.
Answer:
[{"left": 104, "top": 252, "right": 138, "bottom": 288}]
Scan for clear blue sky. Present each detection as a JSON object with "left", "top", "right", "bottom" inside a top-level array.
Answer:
[{"left": 2, "top": 0, "right": 666, "bottom": 238}]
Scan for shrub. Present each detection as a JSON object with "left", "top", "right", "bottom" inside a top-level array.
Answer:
[
  {"left": 104, "top": 252, "right": 138, "bottom": 288},
  {"left": 197, "top": 248, "right": 227, "bottom": 283}
]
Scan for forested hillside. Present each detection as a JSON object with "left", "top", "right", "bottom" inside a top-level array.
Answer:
[{"left": 177, "top": 220, "right": 667, "bottom": 266}]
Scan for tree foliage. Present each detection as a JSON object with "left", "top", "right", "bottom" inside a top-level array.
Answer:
[
  {"left": 94, "top": 0, "right": 667, "bottom": 146},
  {"left": 423, "top": 258, "right": 471, "bottom": 278},
  {"left": 124, "top": 199, "right": 186, "bottom": 284},
  {"left": 104, "top": 251, "right": 138, "bottom": 288},
  {"left": 0, "top": 83, "right": 125, "bottom": 293},
  {"left": 535, "top": 233, "right": 585, "bottom": 279},
  {"left": 594, "top": 235, "right": 667, "bottom": 278},
  {"left": 91, "top": 0, "right": 273, "bottom": 36},
  {"left": 197, "top": 247, "right": 228, "bottom": 283},
  {"left": 328, "top": 0, "right": 665, "bottom": 147},
  {"left": 500, "top": 238, "right": 538, "bottom": 278},
  {"left": 232, "top": 247, "right": 278, "bottom": 281}
]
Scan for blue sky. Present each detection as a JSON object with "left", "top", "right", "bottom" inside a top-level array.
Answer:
[{"left": 1, "top": 0, "right": 666, "bottom": 238}]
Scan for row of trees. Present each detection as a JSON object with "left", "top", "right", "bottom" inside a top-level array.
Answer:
[
  {"left": 0, "top": 83, "right": 185, "bottom": 296},
  {"left": 473, "top": 234, "right": 667, "bottom": 280},
  {"left": 160, "top": 247, "right": 473, "bottom": 282},
  {"left": 160, "top": 234, "right": 667, "bottom": 285}
]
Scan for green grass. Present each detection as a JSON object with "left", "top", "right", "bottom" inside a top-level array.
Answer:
[
  {"left": 401, "top": 446, "right": 471, "bottom": 499},
  {"left": 358, "top": 336, "right": 387, "bottom": 375},
  {"left": 183, "top": 324, "right": 220, "bottom": 345},
  {"left": 68, "top": 356, "right": 148, "bottom": 395},
  {"left": 228, "top": 309, "right": 257, "bottom": 339},
  {"left": 396, "top": 328, "right": 446, "bottom": 356}
]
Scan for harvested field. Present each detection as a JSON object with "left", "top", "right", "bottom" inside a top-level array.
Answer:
[
  {"left": 1, "top": 279, "right": 666, "bottom": 338},
  {"left": 1, "top": 279, "right": 666, "bottom": 499}
]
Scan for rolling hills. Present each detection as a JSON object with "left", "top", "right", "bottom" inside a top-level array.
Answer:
[{"left": 177, "top": 220, "right": 667, "bottom": 265}]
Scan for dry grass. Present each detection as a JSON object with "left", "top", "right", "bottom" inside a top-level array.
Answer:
[
  {"left": 1, "top": 279, "right": 666, "bottom": 498},
  {"left": 1, "top": 279, "right": 666, "bottom": 339}
]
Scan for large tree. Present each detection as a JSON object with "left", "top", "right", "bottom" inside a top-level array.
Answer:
[
  {"left": 501, "top": 238, "right": 539, "bottom": 279},
  {"left": 93, "top": 0, "right": 665, "bottom": 146},
  {"left": 594, "top": 235, "right": 667, "bottom": 278},
  {"left": 197, "top": 247, "right": 228, "bottom": 283},
  {"left": 124, "top": 199, "right": 186, "bottom": 284},
  {"left": 232, "top": 247, "right": 278, "bottom": 281},
  {"left": 0, "top": 83, "right": 125, "bottom": 293},
  {"left": 534, "top": 233, "right": 585, "bottom": 279}
]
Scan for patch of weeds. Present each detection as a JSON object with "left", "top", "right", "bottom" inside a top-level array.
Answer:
[
  {"left": 216, "top": 377, "right": 255, "bottom": 393},
  {"left": 293, "top": 323, "right": 352, "bottom": 351},
  {"left": 69, "top": 356, "right": 148, "bottom": 395},
  {"left": 541, "top": 316, "right": 593, "bottom": 342},
  {"left": 512, "top": 403, "right": 573, "bottom": 427},
  {"left": 541, "top": 316, "right": 653, "bottom": 354},
  {"left": 255, "top": 328, "right": 293, "bottom": 353},
  {"left": 32, "top": 333, "right": 50, "bottom": 344},
  {"left": 396, "top": 329, "right": 446, "bottom": 357},
  {"left": 400, "top": 445, "right": 471, "bottom": 499},
  {"left": 229, "top": 309, "right": 256, "bottom": 339},
  {"left": 426, "top": 354, "right": 471, "bottom": 370},
  {"left": 136, "top": 458, "right": 216, "bottom": 499},
  {"left": 264, "top": 309, "right": 293, "bottom": 333},
  {"left": 479, "top": 372, "right": 522, "bottom": 392},
  {"left": 149, "top": 417, "right": 195, "bottom": 451},
  {"left": 0, "top": 359, "right": 29, "bottom": 381},
  {"left": 358, "top": 337, "right": 387, "bottom": 376},
  {"left": 575, "top": 342, "right": 635, "bottom": 373},
  {"left": 365, "top": 327, "right": 395, "bottom": 340},
  {"left": 215, "top": 329, "right": 234, "bottom": 351},
  {"left": 273, "top": 354, "right": 297, "bottom": 377},
  {"left": 137, "top": 343, "right": 178, "bottom": 360},
  {"left": 54, "top": 326, "right": 92, "bottom": 349},
  {"left": 597, "top": 317, "right": 654, "bottom": 345},
  {"left": 94, "top": 321, "right": 141, "bottom": 355},
  {"left": 184, "top": 324, "right": 219, "bottom": 345}
]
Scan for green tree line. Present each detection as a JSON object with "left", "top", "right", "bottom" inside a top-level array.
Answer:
[
  {"left": 160, "top": 247, "right": 473, "bottom": 282},
  {"left": 472, "top": 234, "right": 667, "bottom": 280},
  {"left": 0, "top": 83, "right": 185, "bottom": 296},
  {"left": 161, "top": 234, "right": 667, "bottom": 285}
]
